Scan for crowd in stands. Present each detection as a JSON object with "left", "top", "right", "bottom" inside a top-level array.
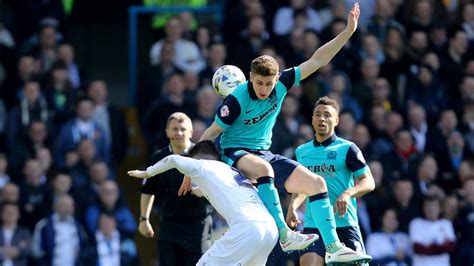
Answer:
[{"left": 1, "top": 0, "right": 474, "bottom": 265}]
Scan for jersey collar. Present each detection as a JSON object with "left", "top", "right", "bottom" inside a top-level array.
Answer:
[
  {"left": 313, "top": 134, "right": 337, "bottom": 147},
  {"left": 247, "top": 82, "right": 277, "bottom": 100}
]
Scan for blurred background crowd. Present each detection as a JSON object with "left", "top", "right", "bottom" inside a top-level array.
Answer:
[{"left": 0, "top": 0, "right": 474, "bottom": 265}]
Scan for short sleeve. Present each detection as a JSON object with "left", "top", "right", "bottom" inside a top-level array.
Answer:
[
  {"left": 215, "top": 94, "right": 241, "bottom": 129},
  {"left": 278, "top": 67, "right": 301, "bottom": 90},
  {"left": 346, "top": 143, "right": 369, "bottom": 176}
]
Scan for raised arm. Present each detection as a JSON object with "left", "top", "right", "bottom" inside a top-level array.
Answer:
[
  {"left": 299, "top": 2, "right": 359, "bottom": 80},
  {"left": 199, "top": 121, "right": 224, "bottom": 142}
]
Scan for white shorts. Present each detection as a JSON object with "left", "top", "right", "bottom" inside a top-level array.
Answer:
[{"left": 197, "top": 221, "right": 278, "bottom": 266}]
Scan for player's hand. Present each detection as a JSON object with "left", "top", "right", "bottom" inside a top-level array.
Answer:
[
  {"left": 178, "top": 175, "right": 192, "bottom": 196},
  {"left": 345, "top": 2, "right": 360, "bottom": 34},
  {"left": 286, "top": 209, "right": 301, "bottom": 229},
  {"left": 138, "top": 220, "right": 154, "bottom": 238},
  {"left": 127, "top": 170, "right": 150, "bottom": 179},
  {"left": 334, "top": 191, "right": 351, "bottom": 217}
]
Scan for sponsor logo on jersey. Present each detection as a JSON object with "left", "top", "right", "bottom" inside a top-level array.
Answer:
[
  {"left": 243, "top": 103, "right": 278, "bottom": 125},
  {"left": 308, "top": 163, "right": 336, "bottom": 173}
]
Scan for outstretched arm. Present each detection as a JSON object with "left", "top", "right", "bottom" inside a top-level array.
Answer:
[
  {"left": 128, "top": 155, "right": 199, "bottom": 178},
  {"left": 299, "top": 2, "right": 359, "bottom": 79}
]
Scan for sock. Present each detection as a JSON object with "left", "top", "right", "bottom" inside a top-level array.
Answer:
[
  {"left": 256, "top": 176, "right": 289, "bottom": 241},
  {"left": 308, "top": 192, "right": 342, "bottom": 252}
]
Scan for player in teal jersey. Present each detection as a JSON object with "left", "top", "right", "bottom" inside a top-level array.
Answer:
[
  {"left": 287, "top": 96, "right": 375, "bottom": 265},
  {"left": 179, "top": 3, "right": 371, "bottom": 263}
]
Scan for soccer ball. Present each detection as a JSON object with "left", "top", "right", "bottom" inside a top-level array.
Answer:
[{"left": 212, "top": 65, "right": 246, "bottom": 98}]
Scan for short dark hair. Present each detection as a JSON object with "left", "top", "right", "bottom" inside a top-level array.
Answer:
[
  {"left": 314, "top": 96, "right": 340, "bottom": 114},
  {"left": 188, "top": 140, "right": 219, "bottom": 158}
]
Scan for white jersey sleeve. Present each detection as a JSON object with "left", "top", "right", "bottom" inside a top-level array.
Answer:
[{"left": 146, "top": 155, "right": 202, "bottom": 177}]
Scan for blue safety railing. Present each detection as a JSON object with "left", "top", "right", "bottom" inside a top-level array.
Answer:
[{"left": 128, "top": 4, "right": 223, "bottom": 106}]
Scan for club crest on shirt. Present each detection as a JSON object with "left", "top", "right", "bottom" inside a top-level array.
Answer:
[
  {"left": 220, "top": 105, "right": 230, "bottom": 117},
  {"left": 327, "top": 151, "right": 337, "bottom": 159}
]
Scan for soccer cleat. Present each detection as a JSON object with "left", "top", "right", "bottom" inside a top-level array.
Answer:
[
  {"left": 279, "top": 230, "right": 319, "bottom": 253},
  {"left": 325, "top": 244, "right": 372, "bottom": 265}
]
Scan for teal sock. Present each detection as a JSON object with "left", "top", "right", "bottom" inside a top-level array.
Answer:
[
  {"left": 308, "top": 192, "right": 341, "bottom": 251},
  {"left": 257, "top": 176, "right": 289, "bottom": 240}
]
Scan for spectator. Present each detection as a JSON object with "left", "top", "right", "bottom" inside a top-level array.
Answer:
[
  {"left": 57, "top": 43, "right": 83, "bottom": 90},
  {"left": 29, "top": 25, "right": 60, "bottom": 75},
  {"left": 388, "top": 179, "right": 420, "bottom": 233},
  {"left": 75, "top": 160, "right": 109, "bottom": 219},
  {"left": 1, "top": 55, "right": 38, "bottom": 109},
  {"left": 407, "top": 104, "right": 430, "bottom": 152},
  {"left": 0, "top": 202, "right": 30, "bottom": 266},
  {"left": 199, "top": 42, "right": 227, "bottom": 86},
  {"left": 45, "top": 171, "right": 73, "bottom": 213},
  {"left": 69, "top": 139, "right": 100, "bottom": 190},
  {"left": 364, "top": 160, "right": 390, "bottom": 231},
  {"left": 412, "top": 154, "right": 439, "bottom": 199},
  {"left": 233, "top": 15, "right": 271, "bottom": 74},
  {"left": 87, "top": 80, "right": 129, "bottom": 165},
  {"left": 194, "top": 85, "right": 220, "bottom": 127},
  {"left": 366, "top": 208, "right": 412, "bottom": 265},
  {"left": 272, "top": 95, "right": 306, "bottom": 155},
  {"left": 43, "top": 60, "right": 77, "bottom": 130},
  {"left": 54, "top": 97, "right": 109, "bottom": 168},
  {"left": 144, "top": 73, "right": 196, "bottom": 149},
  {"left": 273, "top": 0, "right": 323, "bottom": 36},
  {"left": 409, "top": 195, "right": 456, "bottom": 266},
  {"left": 138, "top": 39, "right": 180, "bottom": 119},
  {"left": 366, "top": 0, "right": 404, "bottom": 42},
  {"left": 85, "top": 180, "right": 136, "bottom": 239},
  {"left": 439, "top": 27, "right": 468, "bottom": 105},
  {"left": 1, "top": 183, "right": 19, "bottom": 204},
  {"left": 352, "top": 58, "right": 380, "bottom": 108},
  {"left": 6, "top": 80, "right": 49, "bottom": 151},
  {"left": 406, "top": 64, "right": 446, "bottom": 124},
  {"left": 80, "top": 213, "right": 138, "bottom": 266},
  {"left": 31, "top": 195, "right": 87, "bottom": 266},
  {"left": 381, "top": 26, "right": 406, "bottom": 100},
  {"left": 149, "top": 16, "right": 205, "bottom": 73},
  {"left": 326, "top": 71, "right": 363, "bottom": 122},
  {"left": 382, "top": 129, "right": 421, "bottom": 182},
  {"left": 18, "top": 159, "right": 48, "bottom": 230}
]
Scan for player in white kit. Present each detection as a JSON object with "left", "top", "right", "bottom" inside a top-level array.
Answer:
[{"left": 128, "top": 140, "right": 287, "bottom": 265}]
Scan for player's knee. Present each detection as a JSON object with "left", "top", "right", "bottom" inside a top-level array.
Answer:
[
  {"left": 252, "top": 159, "right": 273, "bottom": 177},
  {"left": 310, "top": 174, "right": 327, "bottom": 192}
]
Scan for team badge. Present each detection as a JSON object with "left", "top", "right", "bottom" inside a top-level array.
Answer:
[
  {"left": 220, "top": 105, "right": 230, "bottom": 117},
  {"left": 327, "top": 151, "right": 337, "bottom": 159}
]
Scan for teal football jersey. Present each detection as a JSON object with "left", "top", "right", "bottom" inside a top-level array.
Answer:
[
  {"left": 215, "top": 67, "right": 301, "bottom": 150},
  {"left": 295, "top": 135, "right": 370, "bottom": 228}
]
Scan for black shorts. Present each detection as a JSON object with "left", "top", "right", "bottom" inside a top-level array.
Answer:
[
  {"left": 299, "top": 226, "right": 366, "bottom": 258},
  {"left": 222, "top": 148, "right": 299, "bottom": 191}
]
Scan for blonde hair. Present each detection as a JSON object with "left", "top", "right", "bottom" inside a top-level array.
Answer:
[
  {"left": 250, "top": 55, "right": 279, "bottom": 76},
  {"left": 166, "top": 112, "right": 192, "bottom": 128}
]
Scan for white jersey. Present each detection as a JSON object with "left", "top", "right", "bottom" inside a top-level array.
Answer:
[{"left": 146, "top": 155, "right": 274, "bottom": 226}]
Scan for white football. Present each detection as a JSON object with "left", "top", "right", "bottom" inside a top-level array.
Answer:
[{"left": 212, "top": 65, "right": 246, "bottom": 98}]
